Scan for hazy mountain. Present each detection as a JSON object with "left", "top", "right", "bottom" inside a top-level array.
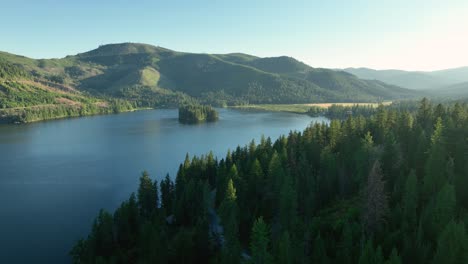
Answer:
[
  {"left": 430, "top": 67, "right": 468, "bottom": 83},
  {"left": 0, "top": 43, "right": 418, "bottom": 112},
  {"left": 426, "top": 81, "right": 468, "bottom": 98},
  {"left": 344, "top": 67, "right": 468, "bottom": 90}
]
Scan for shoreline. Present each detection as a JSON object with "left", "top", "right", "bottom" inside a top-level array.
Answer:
[
  {"left": 231, "top": 101, "right": 391, "bottom": 114},
  {"left": 0, "top": 106, "right": 153, "bottom": 125},
  {"left": 0, "top": 101, "right": 391, "bottom": 125}
]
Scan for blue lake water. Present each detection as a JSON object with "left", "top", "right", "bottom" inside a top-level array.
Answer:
[{"left": 0, "top": 108, "right": 328, "bottom": 263}]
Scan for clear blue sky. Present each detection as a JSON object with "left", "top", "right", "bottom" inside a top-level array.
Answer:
[{"left": 2, "top": 0, "right": 467, "bottom": 70}]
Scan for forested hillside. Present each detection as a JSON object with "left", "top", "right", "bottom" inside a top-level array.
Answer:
[
  {"left": 73, "top": 43, "right": 419, "bottom": 104},
  {"left": 0, "top": 43, "right": 419, "bottom": 121},
  {"left": 72, "top": 99, "right": 468, "bottom": 264},
  {"left": 0, "top": 58, "right": 134, "bottom": 123}
]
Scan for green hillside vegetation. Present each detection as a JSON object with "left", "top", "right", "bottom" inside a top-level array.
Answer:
[
  {"left": 178, "top": 104, "right": 219, "bottom": 124},
  {"left": 0, "top": 59, "right": 29, "bottom": 78},
  {"left": 71, "top": 99, "right": 468, "bottom": 263},
  {"left": 305, "top": 69, "right": 413, "bottom": 101},
  {"left": 157, "top": 53, "right": 341, "bottom": 104},
  {"left": 0, "top": 43, "right": 420, "bottom": 123},
  {"left": 243, "top": 56, "right": 311, "bottom": 75},
  {"left": 0, "top": 57, "right": 134, "bottom": 123}
]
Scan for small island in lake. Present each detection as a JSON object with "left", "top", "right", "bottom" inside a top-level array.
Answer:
[{"left": 178, "top": 104, "right": 219, "bottom": 124}]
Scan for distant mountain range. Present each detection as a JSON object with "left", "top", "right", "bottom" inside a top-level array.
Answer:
[
  {"left": 343, "top": 67, "right": 468, "bottom": 97},
  {"left": 429, "top": 81, "right": 468, "bottom": 97},
  {"left": 0, "top": 43, "right": 418, "bottom": 114}
]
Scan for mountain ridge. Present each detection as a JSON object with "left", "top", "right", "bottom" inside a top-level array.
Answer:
[
  {"left": 344, "top": 66, "right": 468, "bottom": 91},
  {"left": 0, "top": 42, "right": 420, "bottom": 123}
]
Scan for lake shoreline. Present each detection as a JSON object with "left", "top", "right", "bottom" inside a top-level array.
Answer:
[
  {"left": 0, "top": 101, "right": 389, "bottom": 125},
  {"left": 230, "top": 101, "right": 391, "bottom": 115},
  {"left": 0, "top": 106, "right": 153, "bottom": 125}
]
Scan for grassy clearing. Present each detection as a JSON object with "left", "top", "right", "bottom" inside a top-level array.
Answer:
[
  {"left": 303, "top": 101, "right": 392, "bottom": 108},
  {"left": 232, "top": 104, "right": 312, "bottom": 113},
  {"left": 232, "top": 102, "right": 392, "bottom": 114}
]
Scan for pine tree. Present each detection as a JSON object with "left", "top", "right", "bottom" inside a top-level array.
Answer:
[
  {"left": 433, "top": 104, "right": 446, "bottom": 120},
  {"left": 268, "top": 151, "right": 285, "bottom": 195},
  {"left": 312, "top": 233, "right": 329, "bottom": 264},
  {"left": 402, "top": 170, "right": 418, "bottom": 231},
  {"left": 423, "top": 118, "right": 447, "bottom": 199},
  {"left": 415, "top": 220, "right": 430, "bottom": 263},
  {"left": 183, "top": 153, "right": 191, "bottom": 169},
  {"left": 355, "top": 131, "right": 374, "bottom": 188},
  {"left": 374, "top": 105, "right": 389, "bottom": 143},
  {"left": 358, "top": 240, "right": 375, "bottom": 264},
  {"left": 279, "top": 175, "right": 297, "bottom": 232},
  {"left": 328, "top": 119, "right": 342, "bottom": 148},
  {"left": 363, "top": 161, "right": 388, "bottom": 236},
  {"left": 277, "top": 231, "right": 292, "bottom": 264},
  {"left": 358, "top": 241, "right": 385, "bottom": 264},
  {"left": 385, "top": 248, "right": 402, "bottom": 264},
  {"left": 401, "top": 171, "right": 418, "bottom": 262},
  {"left": 424, "top": 184, "right": 456, "bottom": 238},
  {"left": 137, "top": 171, "right": 157, "bottom": 218},
  {"left": 248, "top": 159, "right": 265, "bottom": 219},
  {"left": 336, "top": 221, "right": 354, "bottom": 264},
  {"left": 417, "top": 98, "right": 433, "bottom": 131},
  {"left": 220, "top": 178, "right": 241, "bottom": 264},
  {"left": 432, "top": 220, "right": 468, "bottom": 264},
  {"left": 139, "top": 222, "right": 167, "bottom": 263},
  {"left": 249, "top": 217, "right": 273, "bottom": 264},
  {"left": 114, "top": 193, "right": 139, "bottom": 252},
  {"left": 266, "top": 151, "right": 285, "bottom": 218},
  {"left": 160, "top": 174, "right": 175, "bottom": 214},
  {"left": 90, "top": 209, "right": 115, "bottom": 258},
  {"left": 175, "top": 164, "right": 187, "bottom": 200},
  {"left": 168, "top": 228, "right": 196, "bottom": 263},
  {"left": 375, "top": 246, "right": 385, "bottom": 264}
]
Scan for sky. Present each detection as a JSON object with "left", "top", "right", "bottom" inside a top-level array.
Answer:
[{"left": 2, "top": 0, "right": 468, "bottom": 71}]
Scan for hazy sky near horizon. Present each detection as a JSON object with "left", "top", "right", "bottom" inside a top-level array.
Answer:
[{"left": 2, "top": 0, "right": 468, "bottom": 71}]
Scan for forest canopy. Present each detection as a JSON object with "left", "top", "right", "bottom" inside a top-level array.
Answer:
[{"left": 72, "top": 98, "right": 468, "bottom": 264}]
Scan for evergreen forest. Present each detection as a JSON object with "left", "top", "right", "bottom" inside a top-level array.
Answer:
[{"left": 71, "top": 98, "right": 468, "bottom": 264}]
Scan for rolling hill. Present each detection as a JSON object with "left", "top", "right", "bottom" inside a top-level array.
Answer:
[
  {"left": 0, "top": 43, "right": 420, "bottom": 122},
  {"left": 72, "top": 43, "right": 417, "bottom": 104},
  {"left": 430, "top": 66, "right": 468, "bottom": 83}
]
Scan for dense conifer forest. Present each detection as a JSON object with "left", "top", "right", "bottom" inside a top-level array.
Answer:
[
  {"left": 178, "top": 104, "right": 219, "bottom": 124},
  {"left": 71, "top": 99, "right": 468, "bottom": 264}
]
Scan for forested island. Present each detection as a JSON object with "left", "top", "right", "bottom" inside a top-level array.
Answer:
[
  {"left": 71, "top": 98, "right": 468, "bottom": 264},
  {"left": 179, "top": 104, "right": 219, "bottom": 124}
]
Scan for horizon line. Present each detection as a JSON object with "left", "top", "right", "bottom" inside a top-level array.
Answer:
[{"left": 1, "top": 41, "right": 466, "bottom": 73}]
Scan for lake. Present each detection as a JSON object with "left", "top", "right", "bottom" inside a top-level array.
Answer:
[{"left": 0, "top": 108, "right": 328, "bottom": 263}]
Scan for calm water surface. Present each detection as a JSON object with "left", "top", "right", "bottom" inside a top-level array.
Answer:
[{"left": 0, "top": 108, "right": 328, "bottom": 263}]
